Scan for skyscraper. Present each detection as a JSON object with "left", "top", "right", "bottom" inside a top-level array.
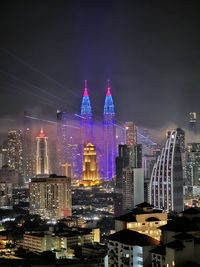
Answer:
[
  {"left": 80, "top": 80, "right": 93, "bottom": 144},
  {"left": 116, "top": 145, "right": 130, "bottom": 191},
  {"left": 189, "top": 112, "right": 197, "bottom": 134},
  {"left": 7, "top": 130, "right": 23, "bottom": 174},
  {"left": 122, "top": 167, "right": 144, "bottom": 212},
  {"left": 115, "top": 144, "right": 144, "bottom": 215},
  {"left": 56, "top": 111, "right": 81, "bottom": 178},
  {"left": 29, "top": 174, "right": 72, "bottom": 221},
  {"left": 23, "top": 112, "right": 35, "bottom": 182},
  {"left": 80, "top": 142, "right": 100, "bottom": 186},
  {"left": 185, "top": 143, "right": 200, "bottom": 195},
  {"left": 103, "top": 81, "right": 116, "bottom": 180},
  {"left": 125, "top": 122, "right": 137, "bottom": 147},
  {"left": 150, "top": 129, "right": 183, "bottom": 212},
  {"left": 36, "top": 128, "right": 49, "bottom": 175}
]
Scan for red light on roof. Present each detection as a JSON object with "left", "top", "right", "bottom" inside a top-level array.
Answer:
[{"left": 38, "top": 128, "right": 46, "bottom": 138}]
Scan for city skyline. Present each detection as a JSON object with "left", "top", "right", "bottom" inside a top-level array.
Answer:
[{"left": 1, "top": 1, "right": 200, "bottom": 140}]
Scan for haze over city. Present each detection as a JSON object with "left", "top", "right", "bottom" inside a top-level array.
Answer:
[
  {"left": 1, "top": 1, "right": 200, "bottom": 142},
  {"left": 0, "top": 1, "right": 200, "bottom": 267}
]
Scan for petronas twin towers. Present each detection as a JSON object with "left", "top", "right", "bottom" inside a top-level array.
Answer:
[{"left": 80, "top": 80, "right": 116, "bottom": 180}]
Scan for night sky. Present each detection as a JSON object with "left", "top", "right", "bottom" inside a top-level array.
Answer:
[{"left": 1, "top": 1, "right": 200, "bottom": 140}]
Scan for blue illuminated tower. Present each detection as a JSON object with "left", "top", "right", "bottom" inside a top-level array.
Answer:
[
  {"left": 103, "top": 81, "right": 116, "bottom": 180},
  {"left": 80, "top": 80, "right": 93, "bottom": 145}
]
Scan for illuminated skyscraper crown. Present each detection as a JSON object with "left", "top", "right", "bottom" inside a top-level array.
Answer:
[
  {"left": 104, "top": 80, "right": 115, "bottom": 116},
  {"left": 81, "top": 80, "right": 92, "bottom": 118}
]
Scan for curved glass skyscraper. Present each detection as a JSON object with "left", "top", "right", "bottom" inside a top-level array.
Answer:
[{"left": 150, "top": 129, "right": 183, "bottom": 212}]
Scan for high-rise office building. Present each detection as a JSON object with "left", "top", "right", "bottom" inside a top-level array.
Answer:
[
  {"left": 80, "top": 80, "right": 93, "bottom": 144},
  {"left": 129, "top": 144, "right": 142, "bottom": 168},
  {"left": 29, "top": 174, "right": 72, "bottom": 221},
  {"left": 116, "top": 145, "right": 130, "bottom": 191},
  {"left": 7, "top": 130, "right": 23, "bottom": 173},
  {"left": 80, "top": 142, "right": 100, "bottom": 186},
  {"left": 125, "top": 122, "right": 137, "bottom": 147},
  {"left": 185, "top": 143, "right": 200, "bottom": 195},
  {"left": 189, "top": 112, "right": 197, "bottom": 134},
  {"left": 150, "top": 129, "right": 183, "bottom": 212},
  {"left": 36, "top": 128, "right": 49, "bottom": 175},
  {"left": 122, "top": 167, "right": 144, "bottom": 212},
  {"left": 115, "top": 144, "right": 144, "bottom": 215},
  {"left": 56, "top": 111, "right": 81, "bottom": 178},
  {"left": 103, "top": 81, "right": 116, "bottom": 180},
  {"left": 23, "top": 112, "right": 35, "bottom": 181}
]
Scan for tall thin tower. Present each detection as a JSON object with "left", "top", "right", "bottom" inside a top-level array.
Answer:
[
  {"left": 36, "top": 128, "right": 49, "bottom": 175},
  {"left": 80, "top": 80, "right": 92, "bottom": 144},
  {"left": 103, "top": 80, "right": 116, "bottom": 180}
]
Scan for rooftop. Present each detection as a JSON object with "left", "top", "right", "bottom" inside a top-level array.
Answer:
[
  {"left": 180, "top": 207, "right": 200, "bottom": 215},
  {"left": 173, "top": 232, "right": 194, "bottom": 240},
  {"left": 115, "top": 204, "right": 164, "bottom": 222},
  {"left": 150, "top": 240, "right": 185, "bottom": 255},
  {"left": 159, "top": 218, "right": 199, "bottom": 232},
  {"left": 107, "top": 229, "right": 159, "bottom": 247}
]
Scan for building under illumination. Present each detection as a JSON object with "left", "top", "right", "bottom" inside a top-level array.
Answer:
[
  {"left": 7, "top": 129, "right": 23, "bottom": 173},
  {"left": 189, "top": 112, "right": 197, "bottom": 134},
  {"left": 79, "top": 142, "right": 100, "bottom": 186},
  {"left": 80, "top": 80, "right": 93, "bottom": 145},
  {"left": 36, "top": 128, "right": 49, "bottom": 176},
  {"left": 150, "top": 129, "right": 183, "bottom": 212},
  {"left": 125, "top": 121, "right": 137, "bottom": 147},
  {"left": 29, "top": 174, "right": 72, "bottom": 221},
  {"left": 115, "top": 202, "right": 168, "bottom": 241},
  {"left": 103, "top": 81, "right": 116, "bottom": 180}
]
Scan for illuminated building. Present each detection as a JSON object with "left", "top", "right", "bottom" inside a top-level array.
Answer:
[
  {"left": 150, "top": 129, "right": 183, "bottom": 212},
  {"left": 189, "top": 112, "right": 197, "bottom": 134},
  {"left": 56, "top": 111, "right": 81, "bottom": 178},
  {"left": 22, "top": 227, "right": 98, "bottom": 256},
  {"left": 80, "top": 142, "right": 100, "bottom": 186},
  {"left": 122, "top": 167, "right": 144, "bottom": 212},
  {"left": 7, "top": 129, "right": 23, "bottom": 173},
  {"left": 0, "top": 182, "right": 13, "bottom": 208},
  {"left": 107, "top": 229, "right": 159, "bottom": 267},
  {"left": 125, "top": 121, "right": 137, "bottom": 147},
  {"left": 61, "top": 162, "right": 72, "bottom": 178},
  {"left": 80, "top": 80, "right": 93, "bottom": 144},
  {"left": 0, "top": 164, "right": 20, "bottom": 186},
  {"left": 23, "top": 112, "right": 35, "bottom": 181},
  {"left": 29, "top": 174, "right": 72, "bottom": 221},
  {"left": 115, "top": 144, "right": 144, "bottom": 215},
  {"left": 185, "top": 143, "right": 200, "bottom": 195},
  {"left": 36, "top": 128, "right": 49, "bottom": 175},
  {"left": 115, "top": 202, "right": 167, "bottom": 241},
  {"left": 103, "top": 81, "right": 116, "bottom": 180}
]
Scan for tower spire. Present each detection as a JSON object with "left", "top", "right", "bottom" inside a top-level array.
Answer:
[
  {"left": 83, "top": 80, "right": 88, "bottom": 97},
  {"left": 106, "top": 79, "right": 111, "bottom": 96}
]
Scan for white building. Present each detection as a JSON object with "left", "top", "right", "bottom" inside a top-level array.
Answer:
[
  {"left": 115, "top": 202, "right": 167, "bottom": 241},
  {"left": 150, "top": 129, "right": 183, "bottom": 212},
  {"left": 107, "top": 229, "right": 159, "bottom": 267},
  {"left": 122, "top": 168, "right": 144, "bottom": 212}
]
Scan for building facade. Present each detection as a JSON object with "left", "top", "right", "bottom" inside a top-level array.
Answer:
[
  {"left": 29, "top": 175, "right": 72, "bottom": 221},
  {"left": 36, "top": 128, "right": 49, "bottom": 175},
  {"left": 150, "top": 129, "right": 183, "bottom": 212},
  {"left": 103, "top": 82, "right": 116, "bottom": 180},
  {"left": 80, "top": 142, "right": 100, "bottom": 186},
  {"left": 7, "top": 130, "right": 23, "bottom": 174}
]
